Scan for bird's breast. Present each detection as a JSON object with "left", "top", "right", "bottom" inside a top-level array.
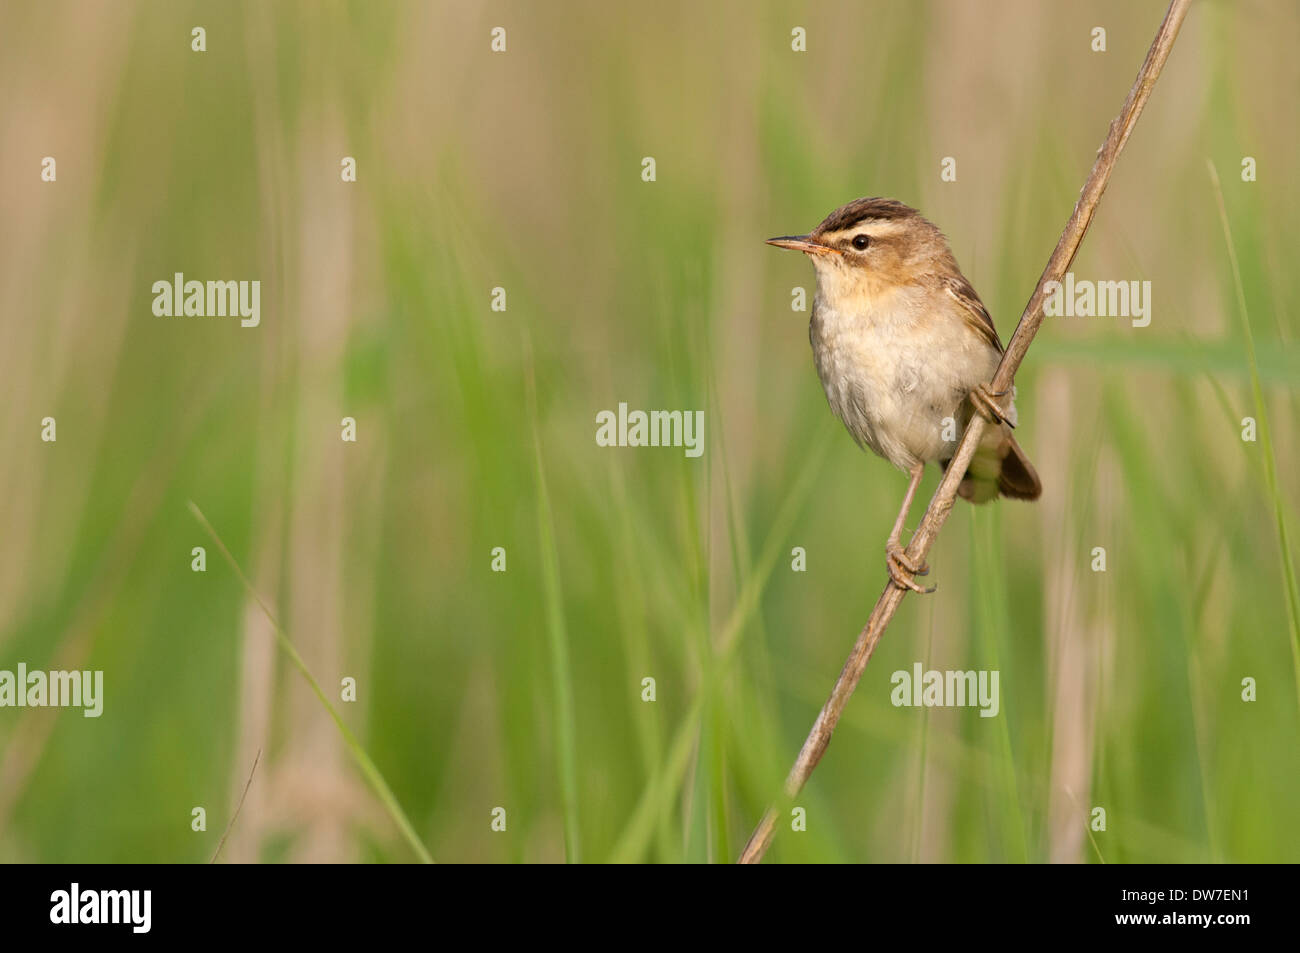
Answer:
[{"left": 809, "top": 294, "right": 990, "bottom": 469}]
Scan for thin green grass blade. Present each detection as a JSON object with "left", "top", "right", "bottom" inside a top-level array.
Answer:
[
  {"left": 188, "top": 502, "right": 434, "bottom": 864},
  {"left": 1208, "top": 160, "right": 1300, "bottom": 724},
  {"left": 607, "top": 427, "right": 834, "bottom": 862},
  {"left": 523, "top": 340, "right": 582, "bottom": 863}
]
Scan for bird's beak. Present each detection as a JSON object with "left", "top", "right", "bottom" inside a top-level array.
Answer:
[{"left": 766, "top": 234, "right": 836, "bottom": 256}]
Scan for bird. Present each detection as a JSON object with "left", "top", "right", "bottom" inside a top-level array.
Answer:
[{"left": 767, "top": 197, "right": 1040, "bottom": 593}]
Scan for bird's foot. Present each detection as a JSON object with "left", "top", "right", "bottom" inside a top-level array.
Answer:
[
  {"left": 886, "top": 539, "right": 934, "bottom": 594},
  {"left": 970, "top": 383, "right": 1014, "bottom": 429}
]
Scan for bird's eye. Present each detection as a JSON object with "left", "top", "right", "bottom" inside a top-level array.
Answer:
[{"left": 851, "top": 234, "right": 870, "bottom": 250}]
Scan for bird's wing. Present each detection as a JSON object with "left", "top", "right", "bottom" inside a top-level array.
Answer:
[{"left": 940, "top": 275, "right": 1003, "bottom": 354}]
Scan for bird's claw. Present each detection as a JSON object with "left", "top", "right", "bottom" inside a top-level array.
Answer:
[
  {"left": 970, "top": 383, "right": 1014, "bottom": 428},
  {"left": 887, "top": 542, "right": 934, "bottom": 594}
]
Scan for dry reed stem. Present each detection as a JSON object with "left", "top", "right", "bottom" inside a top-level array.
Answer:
[{"left": 210, "top": 749, "right": 262, "bottom": 864}]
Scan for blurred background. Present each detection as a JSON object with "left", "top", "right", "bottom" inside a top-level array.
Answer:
[{"left": 1, "top": 0, "right": 1296, "bottom": 863}]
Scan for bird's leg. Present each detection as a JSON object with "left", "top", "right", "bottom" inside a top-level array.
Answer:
[
  {"left": 970, "top": 382, "right": 1014, "bottom": 428},
  {"left": 886, "top": 463, "right": 934, "bottom": 594}
]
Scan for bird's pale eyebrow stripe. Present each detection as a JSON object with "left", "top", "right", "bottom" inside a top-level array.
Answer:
[{"left": 822, "top": 219, "right": 908, "bottom": 241}]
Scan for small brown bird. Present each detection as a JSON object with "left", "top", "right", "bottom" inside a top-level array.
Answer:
[{"left": 768, "top": 197, "right": 1040, "bottom": 593}]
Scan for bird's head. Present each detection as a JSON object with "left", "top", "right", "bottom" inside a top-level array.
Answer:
[{"left": 767, "top": 197, "right": 954, "bottom": 306}]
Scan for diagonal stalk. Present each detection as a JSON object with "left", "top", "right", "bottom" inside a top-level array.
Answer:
[{"left": 189, "top": 502, "right": 435, "bottom": 864}]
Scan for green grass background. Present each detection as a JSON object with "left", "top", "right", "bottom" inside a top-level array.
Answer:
[{"left": 0, "top": 0, "right": 1296, "bottom": 863}]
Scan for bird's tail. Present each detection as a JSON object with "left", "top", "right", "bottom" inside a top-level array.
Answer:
[
  {"left": 944, "top": 431, "right": 1042, "bottom": 503},
  {"left": 996, "top": 435, "right": 1042, "bottom": 500}
]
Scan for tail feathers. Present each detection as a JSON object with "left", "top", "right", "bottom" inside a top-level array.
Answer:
[
  {"left": 943, "top": 433, "right": 1041, "bottom": 503},
  {"left": 997, "top": 435, "right": 1042, "bottom": 500}
]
